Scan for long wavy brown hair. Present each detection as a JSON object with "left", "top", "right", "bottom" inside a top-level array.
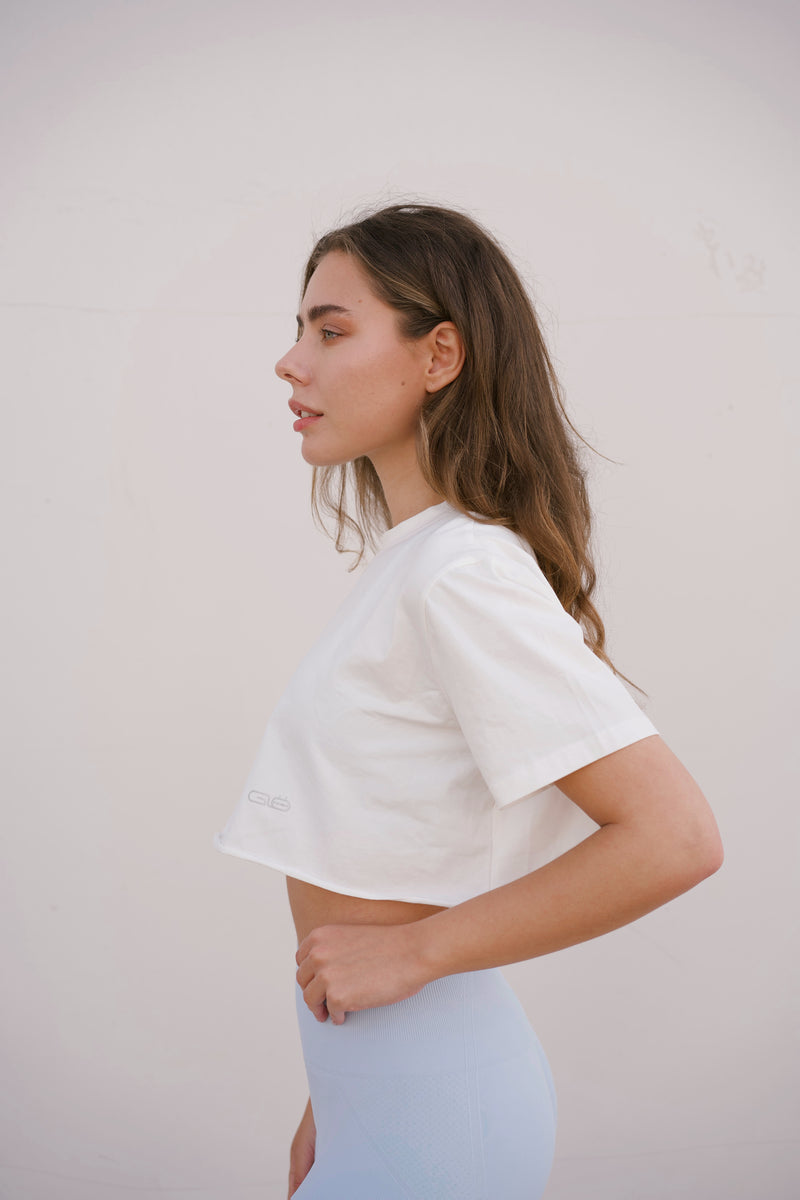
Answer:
[{"left": 302, "top": 202, "right": 640, "bottom": 689}]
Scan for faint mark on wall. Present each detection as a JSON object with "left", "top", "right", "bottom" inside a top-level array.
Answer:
[{"left": 695, "top": 220, "right": 766, "bottom": 292}]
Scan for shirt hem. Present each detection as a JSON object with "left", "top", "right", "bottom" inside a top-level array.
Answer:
[{"left": 213, "top": 835, "right": 457, "bottom": 907}]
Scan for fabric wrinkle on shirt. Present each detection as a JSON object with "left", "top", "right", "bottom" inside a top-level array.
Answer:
[{"left": 213, "top": 501, "right": 658, "bottom": 907}]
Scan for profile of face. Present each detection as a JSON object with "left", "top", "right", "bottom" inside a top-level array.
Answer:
[{"left": 274, "top": 251, "right": 463, "bottom": 473}]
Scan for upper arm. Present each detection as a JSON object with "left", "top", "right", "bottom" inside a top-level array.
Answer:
[{"left": 555, "top": 733, "right": 724, "bottom": 874}]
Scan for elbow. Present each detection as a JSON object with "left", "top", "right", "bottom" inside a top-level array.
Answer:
[
  {"left": 699, "top": 824, "right": 724, "bottom": 879},
  {"left": 679, "top": 817, "right": 724, "bottom": 889},
  {"left": 643, "top": 802, "right": 724, "bottom": 896},
  {"left": 670, "top": 780, "right": 724, "bottom": 888}
]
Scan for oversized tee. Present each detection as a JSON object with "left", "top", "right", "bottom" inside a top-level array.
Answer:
[{"left": 213, "top": 501, "right": 658, "bottom": 906}]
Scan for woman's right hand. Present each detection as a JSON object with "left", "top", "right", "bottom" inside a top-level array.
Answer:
[{"left": 287, "top": 1097, "right": 316, "bottom": 1197}]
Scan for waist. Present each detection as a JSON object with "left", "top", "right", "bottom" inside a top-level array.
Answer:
[
  {"left": 287, "top": 874, "right": 448, "bottom": 944},
  {"left": 294, "top": 967, "right": 545, "bottom": 1077}
]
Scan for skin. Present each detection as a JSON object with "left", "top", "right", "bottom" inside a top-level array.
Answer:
[{"left": 276, "top": 250, "right": 724, "bottom": 1196}]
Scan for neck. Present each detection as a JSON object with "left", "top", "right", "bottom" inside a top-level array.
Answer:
[{"left": 370, "top": 446, "right": 444, "bottom": 528}]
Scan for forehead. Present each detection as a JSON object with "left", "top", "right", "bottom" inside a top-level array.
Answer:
[{"left": 300, "top": 251, "right": 380, "bottom": 317}]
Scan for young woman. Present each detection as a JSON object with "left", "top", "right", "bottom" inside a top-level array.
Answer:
[{"left": 214, "top": 203, "right": 723, "bottom": 1199}]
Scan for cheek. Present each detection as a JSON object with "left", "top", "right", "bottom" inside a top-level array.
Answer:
[
  {"left": 372, "top": 346, "right": 426, "bottom": 410},
  {"left": 340, "top": 355, "right": 403, "bottom": 411},
  {"left": 326, "top": 340, "right": 425, "bottom": 424}
]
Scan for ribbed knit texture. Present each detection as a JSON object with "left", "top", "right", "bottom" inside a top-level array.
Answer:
[{"left": 293, "top": 969, "right": 557, "bottom": 1200}]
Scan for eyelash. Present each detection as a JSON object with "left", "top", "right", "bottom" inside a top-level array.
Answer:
[{"left": 294, "top": 328, "right": 341, "bottom": 344}]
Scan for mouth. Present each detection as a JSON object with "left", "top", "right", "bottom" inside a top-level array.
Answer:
[{"left": 289, "top": 399, "right": 323, "bottom": 431}]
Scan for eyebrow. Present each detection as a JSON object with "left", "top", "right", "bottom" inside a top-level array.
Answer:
[{"left": 295, "top": 303, "right": 353, "bottom": 330}]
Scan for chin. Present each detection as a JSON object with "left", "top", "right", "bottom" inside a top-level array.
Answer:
[{"left": 300, "top": 442, "right": 351, "bottom": 468}]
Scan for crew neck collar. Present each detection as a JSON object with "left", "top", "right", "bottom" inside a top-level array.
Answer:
[{"left": 377, "top": 501, "right": 452, "bottom": 551}]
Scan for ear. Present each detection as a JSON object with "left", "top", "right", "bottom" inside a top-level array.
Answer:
[{"left": 423, "top": 322, "right": 465, "bottom": 393}]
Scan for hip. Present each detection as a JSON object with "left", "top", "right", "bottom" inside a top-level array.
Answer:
[{"left": 294, "top": 968, "right": 557, "bottom": 1200}]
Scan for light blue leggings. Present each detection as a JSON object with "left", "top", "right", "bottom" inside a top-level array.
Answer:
[{"left": 293, "top": 968, "right": 557, "bottom": 1199}]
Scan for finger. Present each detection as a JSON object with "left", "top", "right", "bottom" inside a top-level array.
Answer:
[
  {"left": 295, "top": 961, "right": 314, "bottom": 990},
  {"left": 303, "top": 981, "right": 329, "bottom": 1022},
  {"left": 295, "top": 926, "right": 324, "bottom": 967},
  {"left": 328, "top": 1005, "right": 346, "bottom": 1026}
]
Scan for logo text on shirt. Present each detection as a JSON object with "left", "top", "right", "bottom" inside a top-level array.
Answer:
[{"left": 248, "top": 790, "right": 291, "bottom": 811}]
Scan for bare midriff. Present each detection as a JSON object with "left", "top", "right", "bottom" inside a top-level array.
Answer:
[{"left": 287, "top": 875, "right": 448, "bottom": 945}]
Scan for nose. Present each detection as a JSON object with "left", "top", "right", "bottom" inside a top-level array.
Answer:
[{"left": 275, "top": 341, "right": 307, "bottom": 384}]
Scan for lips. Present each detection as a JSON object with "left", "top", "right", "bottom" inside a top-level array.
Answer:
[
  {"left": 293, "top": 412, "right": 322, "bottom": 431},
  {"left": 288, "top": 398, "right": 324, "bottom": 432},
  {"left": 289, "top": 400, "right": 322, "bottom": 418}
]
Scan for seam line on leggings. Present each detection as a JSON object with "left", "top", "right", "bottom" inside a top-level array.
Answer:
[{"left": 320, "top": 1070, "right": 420, "bottom": 1200}]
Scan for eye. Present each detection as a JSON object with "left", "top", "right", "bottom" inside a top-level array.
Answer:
[{"left": 321, "top": 328, "right": 340, "bottom": 341}]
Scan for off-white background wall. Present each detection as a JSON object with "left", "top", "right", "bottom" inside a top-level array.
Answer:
[{"left": 2, "top": 1, "right": 797, "bottom": 1197}]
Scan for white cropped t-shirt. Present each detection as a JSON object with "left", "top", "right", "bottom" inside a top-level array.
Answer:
[{"left": 213, "top": 501, "right": 658, "bottom": 907}]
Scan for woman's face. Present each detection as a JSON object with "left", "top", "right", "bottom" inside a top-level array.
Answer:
[{"left": 275, "top": 251, "right": 432, "bottom": 471}]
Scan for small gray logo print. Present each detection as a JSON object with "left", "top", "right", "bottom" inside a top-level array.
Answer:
[{"left": 248, "top": 790, "right": 291, "bottom": 812}]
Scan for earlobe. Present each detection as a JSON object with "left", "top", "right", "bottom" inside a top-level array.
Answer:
[{"left": 426, "top": 322, "right": 465, "bottom": 392}]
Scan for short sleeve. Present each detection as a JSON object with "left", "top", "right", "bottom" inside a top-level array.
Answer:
[{"left": 422, "top": 551, "right": 658, "bottom": 809}]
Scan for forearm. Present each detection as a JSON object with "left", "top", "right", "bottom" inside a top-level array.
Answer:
[
  {"left": 411, "top": 818, "right": 721, "bottom": 981},
  {"left": 296, "top": 738, "right": 723, "bottom": 1022}
]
